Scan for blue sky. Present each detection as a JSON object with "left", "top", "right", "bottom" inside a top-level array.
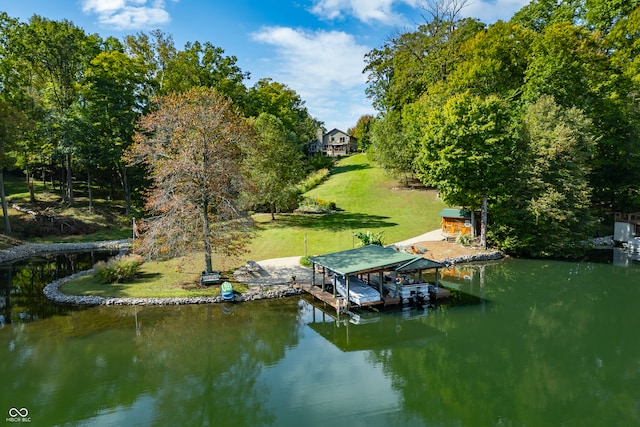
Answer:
[{"left": 2, "top": 0, "right": 529, "bottom": 131}]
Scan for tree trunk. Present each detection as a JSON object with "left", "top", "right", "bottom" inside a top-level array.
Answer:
[
  {"left": 471, "top": 210, "right": 477, "bottom": 238},
  {"left": 117, "top": 163, "right": 131, "bottom": 217},
  {"left": 26, "top": 163, "right": 35, "bottom": 203},
  {"left": 480, "top": 193, "right": 488, "bottom": 249},
  {"left": 87, "top": 170, "right": 93, "bottom": 214},
  {"left": 202, "top": 199, "right": 213, "bottom": 273},
  {"left": 0, "top": 170, "right": 11, "bottom": 235},
  {"left": 271, "top": 202, "right": 276, "bottom": 221},
  {"left": 66, "top": 152, "right": 74, "bottom": 205}
]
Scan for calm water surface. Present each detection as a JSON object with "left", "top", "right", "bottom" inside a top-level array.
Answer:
[{"left": 1, "top": 250, "right": 639, "bottom": 426}]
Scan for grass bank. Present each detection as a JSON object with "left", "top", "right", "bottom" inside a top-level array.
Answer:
[
  {"left": 62, "top": 154, "right": 446, "bottom": 297},
  {"left": 244, "top": 153, "right": 446, "bottom": 261}
]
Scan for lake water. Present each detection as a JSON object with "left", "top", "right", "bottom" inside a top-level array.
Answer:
[{"left": 1, "top": 250, "right": 639, "bottom": 426}]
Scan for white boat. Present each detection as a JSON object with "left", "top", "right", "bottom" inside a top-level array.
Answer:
[
  {"left": 383, "top": 281, "right": 431, "bottom": 302},
  {"left": 332, "top": 275, "right": 381, "bottom": 306},
  {"left": 623, "top": 237, "right": 640, "bottom": 253}
]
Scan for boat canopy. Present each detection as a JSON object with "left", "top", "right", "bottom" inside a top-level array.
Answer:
[{"left": 308, "top": 244, "right": 439, "bottom": 276}]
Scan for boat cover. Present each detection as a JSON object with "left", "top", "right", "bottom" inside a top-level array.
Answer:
[{"left": 333, "top": 275, "right": 380, "bottom": 305}]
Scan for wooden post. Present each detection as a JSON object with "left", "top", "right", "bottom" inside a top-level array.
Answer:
[
  {"left": 322, "top": 267, "right": 327, "bottom": 293},
  {"left": 345, "top": 275, "right": 350, "bottom": 309}
]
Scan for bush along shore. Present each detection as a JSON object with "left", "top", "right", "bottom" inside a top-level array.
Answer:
[{"left": 2, "top": 239, "right": 503, "bottom": 307}]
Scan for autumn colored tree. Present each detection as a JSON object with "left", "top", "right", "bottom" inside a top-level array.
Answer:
[{"left": 125, "top": 87, "right": 256, "bottom": 273}]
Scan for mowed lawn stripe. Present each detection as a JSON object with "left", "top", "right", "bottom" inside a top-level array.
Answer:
[{"left": 244, "top": 153, "right": 447, "bottom": 261}]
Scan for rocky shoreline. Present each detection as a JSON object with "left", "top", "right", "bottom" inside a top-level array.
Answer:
[
  {"left": 43, "top": 269, "right": 304, "bottom": 306},
  {"left": 2, "top": 239, "right": 503, "bottom": 307},
  {"left": 0, "top": 240, "right": 131, "bottom": 264}
]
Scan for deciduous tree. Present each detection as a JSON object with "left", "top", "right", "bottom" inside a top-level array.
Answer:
[
  {"left": 248, "top": 113, "right": 305, "bottom": 219},
  {"left": 417, "top": 92, "right": 523, "bottom": 248},
  {"left": 491, "top": 96, "right": 597, "bottom": 256},
  {"left": 125, "top": 87, "right": 256, "bottom": 273}
]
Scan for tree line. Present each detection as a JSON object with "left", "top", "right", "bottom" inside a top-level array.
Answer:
[
  {"left": 358, "top": 0, "right": 640, "bottom": 257},
  {"left": 0, "top": 13, "right": 322, "bottom": 237}
]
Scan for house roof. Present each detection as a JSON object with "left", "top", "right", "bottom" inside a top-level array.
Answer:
[
  {"left": 325, "top": 128, "right": 348, "bottom": 136},
  {"left": 308, "top": 244, "right": 419, "bottom": 276},
  {"left": 440, "top": 208, "right": 471, "bottom": 219}
]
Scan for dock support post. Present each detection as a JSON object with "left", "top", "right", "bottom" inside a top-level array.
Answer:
[{"left": 346, "top": 275, "right": 350, "bottom": 309}]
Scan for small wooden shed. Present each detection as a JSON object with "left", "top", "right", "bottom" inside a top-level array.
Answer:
[{"left": 440, "top": 208, "right": 472, "bottom": 240}]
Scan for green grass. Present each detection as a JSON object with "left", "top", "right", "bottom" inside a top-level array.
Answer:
[
  {"left": 244, "top": 153, "right": 447, "bottom": 261},
  {"left": 49, "top": 154, "right": 448, "bottom": 297},
  {"left": 61, "top": 253, "right": 249, "bottom": 298}
]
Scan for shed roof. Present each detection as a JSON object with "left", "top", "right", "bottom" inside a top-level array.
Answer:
[
  {"left": 308, "top": 244, "right": 419, "bottom": 276},
  {"left": 396, "top": 257, "right": 445, "bottom": 272},
  {"left": 440, "top": 208, "right": 471, "bottom": 219}
]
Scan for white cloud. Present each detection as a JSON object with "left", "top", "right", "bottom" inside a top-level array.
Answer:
[
  {"left": 311, "top": 0, "right": 420, "bottom": 25},
  {"left": 460, "top": 0, "right": 531, "bottom": 23},
  {"left": 251, "top": 26, "right": 373, "bottom": 129},
  {"left": 311, "top": 0, "right": 531, "bottom": 26},
  {"left": 81, "top": 0, "right": 176, "bottom": 30}
]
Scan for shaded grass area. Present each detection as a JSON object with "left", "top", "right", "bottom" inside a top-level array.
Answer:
[
  {"left": 61, "top": 253, "right": 249, "bottom": 298},
  {"left": 3, "top": 174, "right": 132, "bottom": 244}
]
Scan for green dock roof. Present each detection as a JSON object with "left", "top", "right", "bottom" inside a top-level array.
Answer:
[{"left": 308, "top": 244, "right": 421, "bottom": 276}]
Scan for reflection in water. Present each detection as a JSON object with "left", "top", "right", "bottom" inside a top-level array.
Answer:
[
  {"left": 0, "top": 253, "right": 639, "bottom": 426},
  {"left": 0, "top": 251, "right": 117, "bottom": 325}
]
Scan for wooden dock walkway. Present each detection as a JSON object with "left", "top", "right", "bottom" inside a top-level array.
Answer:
[
  {"left": 297, "top": 285, "right": 402, "bottom": 311},
  {"left": 298, "top": 285, "right": 346, "bottom": 312}
]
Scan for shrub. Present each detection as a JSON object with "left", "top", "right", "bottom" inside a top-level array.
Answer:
[
  {"left": 94, "top": 254, "right": 144, "bottom": 284},
  {"left": 353, "top": 230, "right": 385, "bottom": 246},
  {"left": 456, "top": 234, "right": 472, "bottom": 246},
  {"left": 295, "top": 197, "right": 337, "bottom": 214},
  {"left": 296, "top": 168, "right": 330, "bottom": 193}
]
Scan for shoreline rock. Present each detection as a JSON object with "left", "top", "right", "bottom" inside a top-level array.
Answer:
[
  {"left": 43, "top": 270, "right": 304, "bottom": 306},
  {"left": 0, "top": 240, "right": 130, "bottom": 264},
  {"left": 438, "top": 250, "right": 505, "bottom": 266},
  {"left": 2, "top": 239, "right": 502, "bottom": 307}
]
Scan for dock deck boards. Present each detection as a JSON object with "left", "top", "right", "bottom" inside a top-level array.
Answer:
[
  {"left": 300, "top": 285, "right": 398, "bottom": 310},
  {"left": 301, "top": 285, "right": 344, "bottom": 310}
]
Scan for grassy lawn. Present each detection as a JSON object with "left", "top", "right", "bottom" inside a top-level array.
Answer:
[
  {"left": 244, "top": 153, "right": 447, "bottom": 261},
  {"left": 61, "top": 253, "right": 249, "bottom": 298},
  {"left": 48, "top": 154, "right": 448, "bottom": 297}
]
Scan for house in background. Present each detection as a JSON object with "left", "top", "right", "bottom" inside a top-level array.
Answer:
[{"left": 309, "top": 128, "right": 358, "bottom": 157}]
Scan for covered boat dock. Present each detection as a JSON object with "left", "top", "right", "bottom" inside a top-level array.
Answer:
[{"left": 306, "top": 245, "right": 445, "bottom": 311}]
